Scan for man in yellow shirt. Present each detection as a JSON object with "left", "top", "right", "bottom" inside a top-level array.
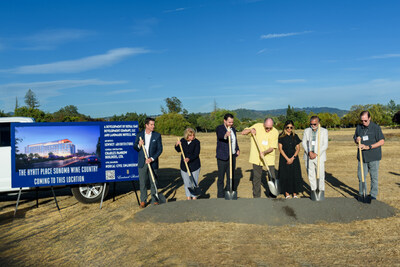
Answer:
[{"left": 241, "top": 118, "right": 279, "bottom": 198}]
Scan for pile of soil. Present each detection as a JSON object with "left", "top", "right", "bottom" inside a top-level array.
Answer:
[{"left": 134, "top": 197, "right": 397, "bottom": 225}]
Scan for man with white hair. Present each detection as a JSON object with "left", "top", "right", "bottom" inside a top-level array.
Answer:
[{"left": 302, "top": 116, "right": 328, "bottom": 200}]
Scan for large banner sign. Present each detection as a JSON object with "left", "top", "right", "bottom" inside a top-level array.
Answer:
[{"left": 11, "top": 121, "right": 139, "bottom": 188}]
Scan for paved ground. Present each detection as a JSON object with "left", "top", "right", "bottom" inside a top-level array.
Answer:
[{"left": 134, "top": 197, "right": 398, "bottom": 225}]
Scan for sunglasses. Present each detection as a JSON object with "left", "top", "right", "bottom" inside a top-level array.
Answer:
[
  {"left": 361, "top": 120, "right": 369, "bottom": 122},
  {"left": 310, "top": 123, "right": 318, "bottom": 126},
  {"left": 265, "top": 127, "right": 272, "bottom": 130},
  {"left": 286, "top": 126, "right": 293, "bottom": 129}
]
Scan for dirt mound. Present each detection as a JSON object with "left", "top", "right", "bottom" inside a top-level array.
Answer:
[{"left": 134, "top": 198, "right": 398, "bottom": 225}]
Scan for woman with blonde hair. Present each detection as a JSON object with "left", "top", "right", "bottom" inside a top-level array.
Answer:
[
  {"left": 175, "top": 128, "right": 201, "bottom": 200},
  {"left": 278, "top": 120, "right": 303, "bottom": 198}
]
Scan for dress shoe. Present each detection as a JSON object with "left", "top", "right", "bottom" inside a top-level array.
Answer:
[{"left": 140, "top": 202, "right": 146, "bottom": 208}]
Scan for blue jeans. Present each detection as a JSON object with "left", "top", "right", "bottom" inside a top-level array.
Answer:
[{"left": 357, "top": 160, "right": 380, "bottom": 198}]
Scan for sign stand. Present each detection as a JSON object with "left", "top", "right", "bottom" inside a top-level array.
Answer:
[
  {"left": 131, "top": 181, "right": 140, "bottom": 206},
  {"left": 36, "top": 187, "right": 39, "bottom": 208},
  {"left": 99, "top": 182, "right": 107, "bottom": 209},
  {"left": 50, "top": 186, "right": 60, "bottom": 212},
  {"left": 13, "top": 188, "right": 23, "bottom": 217},
  {"left": 14, "top": 186, "right": 60, "bottom": 217}
]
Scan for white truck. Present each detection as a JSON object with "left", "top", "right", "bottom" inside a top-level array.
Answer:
[{"left": 0, "top": 117, "right": 109, "bottom": 203}]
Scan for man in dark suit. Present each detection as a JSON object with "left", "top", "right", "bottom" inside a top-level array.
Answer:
[
  {"left": 216, "top": 113, "right": 240, "bottom": 198},
  {"left": 134, "top": 117, "right": 163, "bottom": 207}
]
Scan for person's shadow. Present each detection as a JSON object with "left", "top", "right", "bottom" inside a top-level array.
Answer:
[
  {"left": 198, "top": 171, "right": 217, "bottom": 199},
  {"left": 324, "top": 172, "right": 358, "bottom": 198},
  {"left": 156, "top": 168, "right": 183, "bottom": 202}
]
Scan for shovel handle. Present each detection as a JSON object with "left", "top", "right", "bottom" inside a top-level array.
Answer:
[
  {"left": 139, "top": 137, "right": 158, "bottom": 190},
  {"left": 251, "top": 133, "right": 271, "bottom": 179},
  {"left": 228, "top": 128, "right": 233, "bottom": 192},
  {"left": 177, "top": 138, "right": 192, "bottom": 176},
  {"left": 358, "top": 139, "right": 365, "bottom": 183},
  {"left": 317, "top": 124, "right": 321, "bottom": 179}
]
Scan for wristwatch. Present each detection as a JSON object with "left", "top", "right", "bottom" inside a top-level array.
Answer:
[{"left": 369, "top": 145, "right": 372, "bottom": 150}]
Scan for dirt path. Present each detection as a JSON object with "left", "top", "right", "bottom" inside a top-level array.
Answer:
[{"left": 134, "top": 198, "right": 398, "bottom": 225}]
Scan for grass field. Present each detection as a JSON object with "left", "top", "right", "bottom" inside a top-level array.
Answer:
[{"left": 0, "top": 128, "right": 399, "bottom": 266}]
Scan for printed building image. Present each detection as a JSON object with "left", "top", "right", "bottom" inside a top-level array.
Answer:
[{"left": 25, "top": 139, "right": 76, "bottom": 158}]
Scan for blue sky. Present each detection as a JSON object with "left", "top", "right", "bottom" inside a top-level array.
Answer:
[{"left": 1, "top": 0, "right": 399, "bottom": 117}]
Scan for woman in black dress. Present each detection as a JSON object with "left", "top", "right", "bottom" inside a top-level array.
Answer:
[{"left": 278, "top": 120, "right": 303, "bottom": 198}]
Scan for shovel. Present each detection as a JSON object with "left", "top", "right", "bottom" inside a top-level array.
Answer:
[
  {"left": 251, "top": 133, "right": 279, "bottom": 196},
  {"left": 312, "top": 124, "right": 324, "bottom": 201},
  {"left": 177, "top": 138, "right": 202, "bottom": 197},
  {"left": 358, "top": 139, "right": 368, "bottom": 203},
  {"left": 139, "top": 137, "right": 166, "bottom": 204},
  {"left": 225, "top": 129, "right": 237, "bottom": 200}
]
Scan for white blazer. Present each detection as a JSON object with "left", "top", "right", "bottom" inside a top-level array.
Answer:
[{"left": 302, "top": 127, "right": 328, "bottom": 162}]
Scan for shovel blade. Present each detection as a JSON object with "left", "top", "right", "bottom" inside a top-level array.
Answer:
[
  {"left": 358, "top": 182, "right": 370, "bottom": 204},
  {"left": 268, "top": 181, "right": 279, "bottom": 196},
  {"left": 188, "top": 186, "right": 202, "bottom": 197},
  {"left": 224, "top": 190, "right": 237, "bottom": 200},
  {"left": 310, "top": 190, "right": 318, "bottom": 201},
  {"left": 154, "top": 192, "right": 167, "bottom": 204},
  {"left": 317, "top": 190, "right": 325, "bottom": 201}
]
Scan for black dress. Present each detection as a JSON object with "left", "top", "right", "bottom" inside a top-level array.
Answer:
[{"left": 278, "top": 134, "right": 303, "bottom": 194}]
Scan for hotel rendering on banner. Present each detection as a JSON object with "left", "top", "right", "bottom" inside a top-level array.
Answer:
[{"left": 11, "top": 121, "right": 139, "bottom": 188}]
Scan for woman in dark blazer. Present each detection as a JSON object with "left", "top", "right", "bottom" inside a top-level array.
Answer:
[{"left": 175, "top": 128, "right": 201, "bottom": 200}]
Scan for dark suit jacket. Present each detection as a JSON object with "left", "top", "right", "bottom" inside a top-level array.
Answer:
[
  {"left": 216, "top": 124, "right": 239, "bottom": 161},
  {"left": 134, "top": 130, "right": 163, "bottom": 169},
  {"left": 175, "top": 138, "right": 201, "bottom": 172}
]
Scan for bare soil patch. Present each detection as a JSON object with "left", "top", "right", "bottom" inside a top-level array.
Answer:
[{"left": 1, "top": 128, "right": 399, "bottom": 266}]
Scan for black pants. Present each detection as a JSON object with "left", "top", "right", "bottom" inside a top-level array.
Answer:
[{"left": 217, "top": 157, "right": 236, "bottom": 198}]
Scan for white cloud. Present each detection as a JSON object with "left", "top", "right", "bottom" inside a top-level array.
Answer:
[
  {"left": 0, "top": 79, "right": 127, "bottom": 110},
  {"left": 5, "top": 47, "right": 149, "bottom": 74},
  {"left": 276, "top": 79, "right": 306, "bottom": 84},
  {"left": 163, "top": 7, "right": 188, "bottom": 13},
  {"left": 23, "top": 29, "right": 94, "bottom": 50},
  {"left": 369, "top": 54, "right": 400, "bottom": 59},
  {"left": 261, "top": 31, "right": 312, "bottom": 39},
  {"left": 106, "top": 89, "right": 138, "bottom": 95}
]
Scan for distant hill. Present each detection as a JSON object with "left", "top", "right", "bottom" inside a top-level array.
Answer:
[{"left": 234, "top": 107, "right": 348, "bottom": 120}]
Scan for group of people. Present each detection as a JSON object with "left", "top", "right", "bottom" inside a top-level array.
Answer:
[{"left": 134, "top": 111, "right": 384, "bottom": 207}]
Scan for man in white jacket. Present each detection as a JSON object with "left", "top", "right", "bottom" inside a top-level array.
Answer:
[{"left": 302, "top": 116, "right": 328, "bottom": 200}]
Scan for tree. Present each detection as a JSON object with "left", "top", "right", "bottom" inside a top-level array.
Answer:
[
  {"left": 393, "top": 111, "right": 400, "bottom": 124},
  {"left": 155, "top": 113, "right": 191, "bottom": 135},
  {"left": 161, "top": 96, "right": 185, "bottom": 114},
  {"left": 14, "top": 107, "right": 53, "bottom": 122},
  {"left": 15, "top": 97, "right": 19, "bottom": 112},
  {"left": 24, "top": 89, "right": 40, "bottom": 109}
]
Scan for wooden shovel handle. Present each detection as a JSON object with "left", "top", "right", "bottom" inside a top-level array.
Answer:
[
  {"left": 139, "top": 137, "right": 156, "bottom": 183},
  {"left": 358, "top": 139, "right": 365, "bottom": 183},
  {"left": 317, "top": 124, "right": 321, "bottom": 179},
  {"left": 251, "top": 133, "right": 270, "bottom": 171},
  {"left": 177, "top": 138, "right": 192, "bottom": 176}
]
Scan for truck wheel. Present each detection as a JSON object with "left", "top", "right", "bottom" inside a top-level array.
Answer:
[{"left": 71, "top": 183, "right": 109, "bottom": 203}]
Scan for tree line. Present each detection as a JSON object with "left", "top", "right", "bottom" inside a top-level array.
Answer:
[{"left": 1, "top": 90, "right": 399, "bottom": 135}]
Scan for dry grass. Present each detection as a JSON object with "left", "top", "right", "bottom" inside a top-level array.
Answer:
[{"left": 0, "top": 128, "right": 399, "bottom": 266}]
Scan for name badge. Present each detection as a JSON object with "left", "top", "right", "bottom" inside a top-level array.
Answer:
[
  {"left": 311, "top": 141, "right": 316, "bottom": 146},
  {"left": 362, "top": 136, "right": 369, "bottom": 141},
  {"left": 262, "top": 140, "right": 268, "bottom": 146}
]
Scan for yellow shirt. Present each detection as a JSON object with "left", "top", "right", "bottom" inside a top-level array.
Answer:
[{"left": 244, "top": 123, "right": 279, "bottom": 166}]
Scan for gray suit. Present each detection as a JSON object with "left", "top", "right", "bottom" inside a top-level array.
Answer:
[{"left": 302, "top": 127, "right": 328, "bottom": 191}]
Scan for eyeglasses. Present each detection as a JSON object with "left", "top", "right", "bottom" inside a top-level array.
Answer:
[
  {"left": 265, "top": 127, "right": 272, "bottom": 130},
  {"left": 310, "top": 123, "right": 318, "bottom": 126},
  {"left": 286, "top": 126, "right": 293, "bottom": 129},
  {"left": 361, "top": 120, "right": 369, "bottom": 122}
]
